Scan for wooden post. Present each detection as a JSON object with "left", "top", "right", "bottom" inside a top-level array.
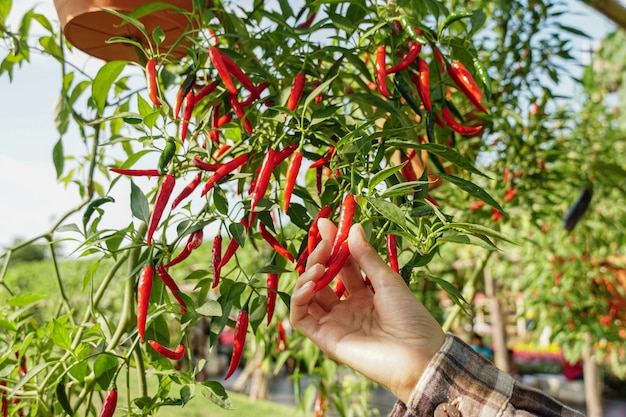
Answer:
[{"left": 583, "top": 333, "right": 603, "bottom": 417}]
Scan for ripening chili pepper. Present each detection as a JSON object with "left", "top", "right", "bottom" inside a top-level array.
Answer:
[
  {"left": 221, "top": 53, "right": 257, "bottom": 95},
  {"left": 174, "top": 72, "right": 197, "bottom": 119},
  {"left": 148, "top": 340, "right": 186, "bottom": 360},
  {"left": 266, "top": 272, "right": 279, "bottom": 325},
  {"left": 249, "top": 149, "right": 277, "bottom": 224},
  {"left": 155, "top": 265, "right": 188, "bottom": 312},
  {"left": 201, "top": 154, "right": 249, "bottom": 196},
  {"left": 296, "top": 9, "right": 317, "bottom": 28},
  {"left": 147, "top": 174, "right": 176, "bottom": 246},
  {"left": 178, "top": 90, "right": 195, "bottom": 142},
  {"left": 314, "top": 389, "right": 325, "bottom": 417},
  {"left": 194, "top": 81, "right": 218, "bottom": 104},
  {"left": 287, "top": 73, "right": 306, "bottom": 111},
  {"left": 374, "top": 45, "right": 389, "bottom": 97},
  {"left": 193, "top": 156, "right": 220, "bottom": 172},
  {"left": 211, "top": 234, "right": 222, "bottom": 288},
  {"left": 313, "top": 240, "right": 351, "bottom": 293},
  {"left": 387, "top": 41, "right": 422, "bottom": 74},
  {"left": 171, "top": 172, "right": 202, "bottom": 209},
  {"left": 137, "top": 265, "right": 154, "bottom": 342},
  {"left": 283, "top": 150, "right": 303, "bottom": 213},
  {"left": 98, "top": 388, "right": 117, "bottom": 417},
  {"left": 145, "top": 59, "right": 162, "bottom": 106},
  {"left": 259, "top": 222, "right": 294, "bottom": 262},
  {"left": 164, "top": 229, "right": 203, "bottom": 267},
  {"left": 308, "top": 205, "right": 332, "bottom": 254},
  {"left": 228, "top": 94, "right": 253, "bottom": 134},
  {"left": 441, "top": 107, "right": 483, "bottom": 136},
  {"left": 109, "top": 168, "right": 161, "bottom": 177},
  {"left": 386, "top": 234, "right": 399, "bottom": 273},
  {"left": 315, "top": 166, "right": 323, "bottom": 195},
  {"left": 329, "top": 194, "right": 356, "bottom": 262},
  {"left": 219, "top": 218, "right": 249, "bottom": 270},
  {"left": 276, "top": 321, "right": 287, "bottom": 352},
  {"left": 225, "top": 308, "right": 249, "bottom": 380},
  {"left": 209, "top": 47, "right": 238, "bottom": 94},
  {"left": 413, "top": 59, "right": 432, "bottom": 110},
  {"left": 310, "top": 80, "right": 323, "bottom": 104},
  {"left": 447, "top": 60, "right": 488, "bottom": 114}
]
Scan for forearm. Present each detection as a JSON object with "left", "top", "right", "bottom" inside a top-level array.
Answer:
[{"left": 389, "top": 334, "right": 584, "bottom": 417}]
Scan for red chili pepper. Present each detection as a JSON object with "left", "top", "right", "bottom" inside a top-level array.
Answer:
[
  {"left": 174, "top": 72, "right": 197, "bottom": 119},
  {"left": 225, "top": 308, "right": 249, "bottom": 379},
  {"left": 413, "top": 59, "right": 432, "bottom": 111},
  {"left": 164, "top": 229, "right": 204, "bottom": 268},
  {"left": 221, "top": 53, "right": 257, "bottom": 95},
  {"left": 98, "top": 388, "right": 118, "bottom": 417},
  {"left": 386, "top": 41, "right": 422, "bottom": 74},
  {"left": 504, "top": 187, "right": 517, "bottom": 202},
  {"left": 171, "top": 172, "right": 202, "bottom": 209},
  {"left": 492, "top": 208, "right": 504, "bottom": 221},
  {"left": 194, "top": 81, "right": 218, "bottom": 104},
  {"left": 426, "top": 194, "right": 439, "bottom": 207},
  {"left": 386, "top": 234, "right": 399, "bottom": 273},
  {"left": 148, "top": 340, "right": 186, "bottom": 360},
  {"left": 314, "top": 389, "right": 325, "bottom": 417},
  {"left": 259, "top": 222, "right": 294, "bottom": 262},
  {"left": 155, "top": 265, "right": 188, "bottom": 312},
  {"left": 296, "top": 9, "right": 317, "bottom": 28},
  {"left": 273, "top": 142, "right": 298, "bottom": 166},
  {"left": 201, "top": 154, "right": 249, "bottom": 196},
  {"left": 109, "top": 168, "right": 161, "bottom": 177},
  {"left": 178, "top": 90, "right": 195, "bottom": 143},
  {"left": 137, "top": 265, "right": 153, "bottom": 342},
  {"left": 210, "top": 103, "right": 222, "bottom": 143},
  {"left": 374, "top": 45, "right": 389, "bottom": 97},
  {"left": 266, "top": 272, "right": 279, "bottom": 325},
  {"left": 329, "top": 194, "right": 356, "bottom": 262},
  {"left": 212, "top": 234, "right": 222, "bottom": 288},
  {"left": 228, "top": 94, "right": 253, "bottom": 134},
  {"left": 208, "top": 47, "right": 237, "bottom": 94},
  {"left": 308, "top": 205, "right": 332, "bottom": 254},
  {"left": 432, "top": 45, "right": 445, "bottom": 72},
  {"left": 219, "top": 218, "right": 249, "bottom": 270},
  {"left": 276, "top": 321, "right": 287, "bottom": 352},
  {"left": 192, "top": 156, "right": 220, "bottom": 172},
  {"left": 147, "top": 174, "right": 176, "bottom": 246},
  {"left": 311, "top": 80, "right": 323, "bottom": 104},
  {"left": 287, "top": 73, "right": 306, "bottom": 111},
  {"left": 447, "top": 60, "right": 488, "bottom": 113},
  {"left": 214, "top": 144, "right": 232, "bottom": 160},
  {"left": 441, "top": 107, "right": 483, "bottom": 136},
  {"left": 313, "top": 241, "right": 351, "bottom": 293},
  {"left": 309, "top": 146, "right": 335, "bottom": 169},
  {"left": 334, "top": 278, "right": 347, "bottom": 299},
  {"left": 146, "top": 59, "right": 162, "bottom": 106},
  {"left": 1, "top": 381, "right": 8, "bottom": 417},
  {"left": 295, "top": 246, "right": 309, "bottom": 275},
  {"left": 469, "top": 201, "right": 485, "bottom": 210},
  {"left": 249, "top": 149, "right": 276, "bottom": 224},
  {"left": 283, "top": 150, "right": 303, "bottom": 213}
]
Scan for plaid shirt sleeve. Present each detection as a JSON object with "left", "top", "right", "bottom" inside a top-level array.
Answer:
[{"left": 389, "top": 334, "right": 585, "bottom": 417}]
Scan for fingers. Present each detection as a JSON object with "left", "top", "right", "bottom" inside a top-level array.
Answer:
[{"left": 348, "top": 223, "right": 406, "bottom": 291}]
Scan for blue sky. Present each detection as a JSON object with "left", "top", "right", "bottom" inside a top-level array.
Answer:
[{"left": 0, "top": 1, "right": 618, "bottom": 249}]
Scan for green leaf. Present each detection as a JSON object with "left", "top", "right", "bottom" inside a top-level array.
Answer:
[
  {"left": 130, "top": 181, "right": 150, "bottom": 223},
  {"left": 200, "top": 381, "right": 233, "bottom": 409},
  {"left": 424, "top": 275, "right": 468, "bottom": 310},
  {"left": 443, "top": 222, "right": 516, "bottom": 245},
  {"left": 93, "top": 353, "right": 118, "bottom": 391},
  {"left": 368, "top": 164, "right": 406, "bottom": 192},
  {"left": 6, "top": 293, "right": 47, "bottom": 307},
  {"left": 419, "top": 143, "right": 487, "bottom": 177},
  {"left": 229, "top": 221, "right": 246, "bottom": 247},
  {"left": 92, "top": 60, "right": 128, "bottom": 115},
  {"left": 439, "top": 173, "right": 505, "bottom": 214},
  {"left": 52, "top": 138, "right": 64, "bottom": 178},
  {"left": 0, "top": 0, "right": 12, "bottom": 22},
  {"left": 196, "top": 300, "right": 222, "bottom": 317},
  {"left": 365, "top": 197, "right": 407, "bottom": 230},
  {"left": 52, "top": 320, "right": 72, "bottom": 351}
]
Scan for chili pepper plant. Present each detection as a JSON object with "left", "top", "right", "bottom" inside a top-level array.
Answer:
[{"left": 3, "top": 0, "right": 626, "bottom": 416}]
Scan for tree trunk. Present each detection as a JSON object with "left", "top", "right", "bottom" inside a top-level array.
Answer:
[
  {"left": 584, "top": 0, "right": 626, "bottom": 32},
  {"left": 484, "top": 269, "right": 509, "bottom": 374},
  {"left": 583, "top": 333, "right": 603, "bottom": 417}
]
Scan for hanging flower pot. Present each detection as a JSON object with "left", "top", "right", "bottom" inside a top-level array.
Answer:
[{"left": 53, "top": 0, "right": 199, "bottom": 63}]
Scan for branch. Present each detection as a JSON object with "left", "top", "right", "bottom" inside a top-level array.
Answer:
[{"left": 583, "top": 0, "right": 626, "bottom": 32}]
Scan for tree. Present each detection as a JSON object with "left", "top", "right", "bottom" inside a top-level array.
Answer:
[{"left": 0, "top": 1, "right": 623, "bottom": 416}]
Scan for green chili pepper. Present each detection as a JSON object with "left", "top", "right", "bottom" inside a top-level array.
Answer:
[
  {"left": 158, "top": 139, "right": 176, "bottom": 175},
  {"left": 393, "top": 72, "right": 423, "bottom": 117}
]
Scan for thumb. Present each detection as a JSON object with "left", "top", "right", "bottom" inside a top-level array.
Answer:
[{"left": 347, "top": 223, "right": 407, "bottom": 291}]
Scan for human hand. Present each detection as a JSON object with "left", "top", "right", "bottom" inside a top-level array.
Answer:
[{"left": 290, "top": 219, "right": 445, "bottom": 403}]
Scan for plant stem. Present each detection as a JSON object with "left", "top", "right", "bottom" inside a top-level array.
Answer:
[
  {"left": 47, "top": 237, "right": 73, "bottom": 321},
  {"left": 441, "top": 250, "right": 493, "bottom": 332}
]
